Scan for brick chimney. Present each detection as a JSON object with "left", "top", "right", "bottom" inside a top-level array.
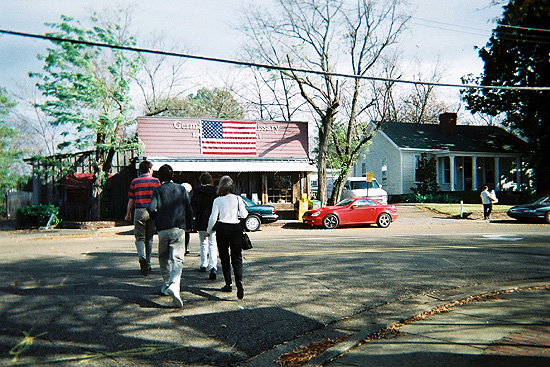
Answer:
[{"left": 439, "top": 112, "right": 457, "bottom": 135}]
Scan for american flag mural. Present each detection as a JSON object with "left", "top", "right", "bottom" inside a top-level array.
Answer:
[{"left": 200, "top": 120, "right": 257, "bottom": 155}]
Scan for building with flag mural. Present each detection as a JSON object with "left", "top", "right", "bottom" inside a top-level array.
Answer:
[{"left": 137, "top": 117, "right": 316, "bottom": 218}]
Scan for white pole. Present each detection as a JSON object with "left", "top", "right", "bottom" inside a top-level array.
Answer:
[{"left": 460, "top": 201, "right": 464, "bottom": 218}]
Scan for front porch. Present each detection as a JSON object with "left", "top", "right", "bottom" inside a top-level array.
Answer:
[{"left": 436, "top": 153, "right": 527, "bottom": 192}]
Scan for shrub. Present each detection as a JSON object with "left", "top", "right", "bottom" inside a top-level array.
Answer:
[
  {"left": 399, "top": 193, "right": 460, "bottom": 204},
  {"left": 16, "top": 204, "right": 60, "bottom": 228}
]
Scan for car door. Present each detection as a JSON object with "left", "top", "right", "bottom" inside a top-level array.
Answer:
[{"left": 347, "top": 198, "right": 379, "bottom": 224}]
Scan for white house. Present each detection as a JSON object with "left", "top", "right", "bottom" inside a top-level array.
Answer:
[{"left": 353, "top": 113, "right": 529, "bottom": 196}]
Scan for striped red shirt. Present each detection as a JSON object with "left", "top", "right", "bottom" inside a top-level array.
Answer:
[{"left": 128, "top": 174, "right": 161, "bottom": 209}]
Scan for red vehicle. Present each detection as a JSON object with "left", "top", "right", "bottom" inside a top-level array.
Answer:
[{"left": 302, "top": 197, "right": 398, "bottom": 229}]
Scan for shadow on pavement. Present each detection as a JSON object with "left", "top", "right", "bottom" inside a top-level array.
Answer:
[{"left": 0, "top": 252, "right": 323, "bottom": 367}]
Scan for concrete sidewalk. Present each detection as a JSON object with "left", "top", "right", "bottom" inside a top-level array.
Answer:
[{"left": 299, "top": 281, "right": 550, "bottom": 367}]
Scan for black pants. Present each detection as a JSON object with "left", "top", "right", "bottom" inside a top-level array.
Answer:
[
  {"left": 215, "top": 222, "right": 243, "bottom": 285},
  {"left": 483, "top": 203, "right": 493, "bottom": 219}
]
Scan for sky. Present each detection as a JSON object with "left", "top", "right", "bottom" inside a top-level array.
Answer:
[{"left": 0, "top": 0, "right": 505, "bottom": 108}]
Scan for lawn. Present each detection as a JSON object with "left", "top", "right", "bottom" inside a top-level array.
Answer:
[{"left": 417, "top": 203, "right": 512, "bottom": 219}]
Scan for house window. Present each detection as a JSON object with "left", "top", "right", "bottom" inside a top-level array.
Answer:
[
  {"left": 484, "top": 157, "right": 495, "bottom": 185},
  {"left": 361, "top": 163, "right": 367, "bottom": 176},
  {"left": 414, "top": 155, "right": 421, "bottom": 182},
  {"left": 267, "top": 174, "right": 292, "bottom": 204},
  {"left": 443, "top": 157, "right": 450, "bottom": 184},
  {"left": 381, "top": 158, "right": 387, "bottom": 184}
]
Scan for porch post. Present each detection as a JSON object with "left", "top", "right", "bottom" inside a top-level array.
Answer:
[
  {"left": 495, "top": 157, "right": 500, "bottom": 190},
  {"left": 450, "top": 155, "right": 455, "bottom": 191},
  {"left": 516, "top": 156, "right": 522, "bottom": 191},
  {"left": 472, "top": 156, "right": 478, "bottom": 191}
]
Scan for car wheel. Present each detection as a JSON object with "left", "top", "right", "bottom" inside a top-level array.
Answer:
[
  {"left": 322, "top": 214, "right": 339, "bottom": 229},
  {"left": 244, "top": 215, "right": 261, "bottom": 232},
  {"left": 545, "top": 211, "right": 550, "bottom": 224},
  {"left": 377, "top": 212, "right": 392, "bottom": 228}
]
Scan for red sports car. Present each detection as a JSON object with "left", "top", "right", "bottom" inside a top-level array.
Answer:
[{"left": 302, "top": 197, "right": 398, "bottom": 229}]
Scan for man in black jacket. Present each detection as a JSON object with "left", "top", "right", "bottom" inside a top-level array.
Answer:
[
  {"left": 191, "top": 172, "right": 218, "bottom": 280},
  {"left": 148, "top": 164, "right": 193, "bottom": 308}
]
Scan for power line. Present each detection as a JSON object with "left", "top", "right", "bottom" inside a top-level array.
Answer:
[
  {"left": 499, "top": 24, "right": 550, "bottom": 33},
  {"left": 409, "top": 16, "right": 550, "bottom": 44},
  {"left": 1, "top": 28, "right": 549, "bottom": 91}
]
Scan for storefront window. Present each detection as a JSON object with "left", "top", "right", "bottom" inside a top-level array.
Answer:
[{"left": 267, "top": 174, "right": 292, "bottom": 203}]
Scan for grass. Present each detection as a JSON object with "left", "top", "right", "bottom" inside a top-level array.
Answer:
[{"left": 417, "top": 203, "right": 512, "bottom": 219}]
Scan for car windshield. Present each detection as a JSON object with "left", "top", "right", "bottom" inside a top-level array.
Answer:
[
  {"left": 335, "top": 198, "right": 355, "bottom": 206},
  {"left": 346, "top": 180, "right": 380, "bottom": 190},
  {"left": 534, "top": 197, "right": 550, "bottom": 205}
]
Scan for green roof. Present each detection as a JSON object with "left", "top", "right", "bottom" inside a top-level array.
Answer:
[{"left": 381, "top": 122, "right": 528, "bottom": 153}]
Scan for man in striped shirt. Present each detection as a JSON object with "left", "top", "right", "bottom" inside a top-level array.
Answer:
[{"left": 125, "top": 160, "right": 161, "bottom": 276}]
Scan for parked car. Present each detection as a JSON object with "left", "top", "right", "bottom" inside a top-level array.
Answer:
[
  {"left": 327, "top": 177, "right": 388, "bottom": 204},
  {"left": 240, "top": 196, "right": 279, "bottom": 231},
  {"left": 507, "top": 196, "right": 550, "bottom": 224},
  {"left": 302, "top": 197, "right": 397, "bottom": 229}
]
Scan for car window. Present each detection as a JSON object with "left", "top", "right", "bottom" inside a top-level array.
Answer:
[
  {"left": 536, "top": 197, "right": 550, "bottom": 204},
  {"left": 240, "top": 196, "right": 254, "bottom": 207},
  {"left": 354, "top": 199, "right": 376, "bottom": 207},
  {"left": 349, "top": 180, "right": 380, "bottom": 190},
  {"left": 336, "top": 198, "right": 355, "bottom": 206}
]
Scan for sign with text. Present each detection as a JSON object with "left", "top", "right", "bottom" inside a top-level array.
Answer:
[{"left": 137, "top": 117, "right": 309, "bottom": 158}]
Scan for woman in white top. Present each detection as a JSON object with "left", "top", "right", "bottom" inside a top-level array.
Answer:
[{"left": 206, "top": 176, "right": 248, "bottom": 299}]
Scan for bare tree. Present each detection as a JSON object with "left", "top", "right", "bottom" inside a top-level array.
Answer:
[
  {"left": 135, "top": 36, "right": 190, "bottom": 116},
  {"left": 11, "top": 88, "right": 66, "bottom": 156},
  {"left": 241, "top": 0, "right": 408, "bottom": 204},
  {"left": 236, "top": 68, "right": 307, "bottom": 121},
  {"left": 398, "top": 63, "right": 448, "bottom": 124}
]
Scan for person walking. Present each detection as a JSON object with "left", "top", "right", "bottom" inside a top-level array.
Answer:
[
  {"left": 148, "top": 164, "right": 194, "bottom": 308},
  {"left": 206, "top": 176, "right": 248, "bottom": 299},
  {"left": 182, "top": 183, "right": 193, "bottom": 255},
  {"left": 480, "top": 186, "right": 497, "bottom": 220},
  {"left": 191, "top": 172, "right": 218, "bottom": 280},
  {"left": 125, "top": 160, "right": 160, "bottom": 276}
]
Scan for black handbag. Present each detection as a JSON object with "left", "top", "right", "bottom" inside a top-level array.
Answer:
[{"left": 241, "top": 232, "right": 253, "bottom": 250}]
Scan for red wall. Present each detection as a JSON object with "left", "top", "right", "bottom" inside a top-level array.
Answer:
[{"left": 137, "top": 117, "right": 309, "bottom": 158}]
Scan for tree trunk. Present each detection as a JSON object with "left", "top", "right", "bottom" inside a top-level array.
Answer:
[
  {"left": 317, "top": 108, "right": 338, "bottom": 206},
  {"left": 329, "top": 167, "right": 350, "bottom": 205},
  {"left": 89, "top": 164, "right": 103, "bottom": 221}
]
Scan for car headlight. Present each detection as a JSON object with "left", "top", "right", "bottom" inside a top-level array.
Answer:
[{"left": 310, "top": 211, "right": 321, "bottom": 217}]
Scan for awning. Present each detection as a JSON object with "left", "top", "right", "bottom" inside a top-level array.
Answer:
[
  {"left": 64, "top": 173, "right": 113, "bottom": 190},
  {"left": 141, "top": 157, "right": 317, "bottom": 173}
]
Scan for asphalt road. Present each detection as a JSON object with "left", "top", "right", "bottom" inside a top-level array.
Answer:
[{"left": 0, "top": 205, "right": 548, "bottom": 366}]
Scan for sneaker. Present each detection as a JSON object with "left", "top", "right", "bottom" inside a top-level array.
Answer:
[
  {"left": 209, "top": 269, "right": 217, "bottom": 280},
  {"left": 236, "top": 281, "right": 244, "bottom": 300},
  {"left": 160, "top": 284, "right": 169, "bottom": 296},
  {"left": 199, "top": 267, "right": 207, "bottom": 272},
  {"left": 139, "top": 258, "right": 150, "bottom": 276},
  {"left": 220, "top": 284, "right": 232, "bottom": 292},
  {"left": 166, "top": 285, "right": 183, "bottom": 308}
]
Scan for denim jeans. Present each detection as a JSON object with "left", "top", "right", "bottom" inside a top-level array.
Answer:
[
  {"left": 157, "top": 228, "right": 186, "bottom": 290},
  {"left": 134, "top": 208, "right": 155, "bottom": 264},
  {"left": 198, "top": 230, "right": 218, "bottom": 271}
]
